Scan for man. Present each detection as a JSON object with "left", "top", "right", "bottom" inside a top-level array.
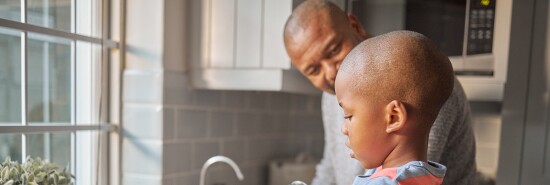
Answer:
[{"left": 283, "top": 1, "right": 477, "bottom": 185}]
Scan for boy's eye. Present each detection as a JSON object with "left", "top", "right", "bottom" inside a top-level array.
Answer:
[{"left": 344, "top": 115, "right": 352, "bottom": 121}]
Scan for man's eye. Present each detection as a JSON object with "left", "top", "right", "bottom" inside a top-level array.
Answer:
[
  {"left": 328, "top": 45, "right": 341, "bottom": 58},
  {"left": 308, "top": 66, "right": 321, "bottom": 76}
]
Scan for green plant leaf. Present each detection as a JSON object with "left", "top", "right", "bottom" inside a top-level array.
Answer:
[
  {"left": 1, "top": 166, "right": 8, "bottom": 181},
  {"left": 28, "top": 173, "right": 34, "bottom": 182},
  {"left": 2, "top": 179, "right": 13, "bottom": 185},
  {"left": 0, "top": 157, "right": 72, "bottom": 185}
]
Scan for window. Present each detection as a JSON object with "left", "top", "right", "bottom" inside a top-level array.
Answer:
[{"left": 0, "top": 0, "right": 121, "bottom": 184}]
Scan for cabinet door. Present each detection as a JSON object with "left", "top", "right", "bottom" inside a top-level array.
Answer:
[
  {"left": 235, "top": 0, "right": 262, "bottom": 68},
  {"left": 210, "top": 0, "right": 235, "bottom": 68},
  {"left": 262, "top": 0, "right": 292, "bottom": 69}
]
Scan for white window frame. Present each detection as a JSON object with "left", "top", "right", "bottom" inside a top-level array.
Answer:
[{"left": 0, "top": 0, "right": 124, "bottom": 184}]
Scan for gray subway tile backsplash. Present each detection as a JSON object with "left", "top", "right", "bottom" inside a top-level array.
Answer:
[
  {"left": 123, "top": 70, "right": 324, "bottom": 184},
  {"left": 222, "top": 91, "right": 247, "bottom": 109},
  {"left": 176, "top": 109, "right": 208, "bottom": 139},
  {"left": 192, "top": 141, "right": 221, "bottom": 170},
  {"left": 122, "top": 138, "right": 163, "bottom": 175},
  {"left": 123, "top": 173, "right": 162, "bottom": 185},
  {"left": 163, "top": 108, "right": 175, "bottom": 140},
  {"left": 123, "top": 70, "right": 163, "bottom": 104},
  {"left": 208, "top": 110, "right": 235, "bottom": 138},
  {"left": 163, "top": 142, "right": 192, "bottom": 174},
  {"left": 123, "top": 105, "right": 163, "bottom": 140},
  {"left": 195, "top": 89, "right": 223, "bottom": 107},
  {"left": 246, "top": 91, "right": 268, "bottom": 109},
  {"left": 221, "top": 139, "right": 247, "bottom": 163},
  {"left": 236, "top": 112, "right": 261, "bottom": 136}
]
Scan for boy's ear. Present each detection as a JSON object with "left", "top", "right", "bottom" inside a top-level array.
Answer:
[{"left": 384, "top": 100, "right": 407, "bottom": 133}]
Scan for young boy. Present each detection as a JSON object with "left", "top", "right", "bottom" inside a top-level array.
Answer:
[{"left": 335, "top": 31, "right": 454, "bottom": 185}]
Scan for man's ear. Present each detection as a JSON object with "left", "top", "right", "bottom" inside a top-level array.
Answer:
[
  {"left": 384, "top": 100, "right": 407, "bottom": 133},
  {"left": 346, "top": 13, "right": 369, "bottom": 39}
]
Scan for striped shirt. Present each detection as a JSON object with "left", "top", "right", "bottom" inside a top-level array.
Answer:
[{"left": 352, "top": 161, "right": 446, "bottom": 185}]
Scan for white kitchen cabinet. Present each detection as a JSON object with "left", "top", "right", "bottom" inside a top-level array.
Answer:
[{"left": 191, "top": 0, "right": 319, "bottom": 94}]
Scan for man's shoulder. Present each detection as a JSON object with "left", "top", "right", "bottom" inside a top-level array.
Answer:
[{"left": 444, "top": 78, "right": 468, "bottom": 111}]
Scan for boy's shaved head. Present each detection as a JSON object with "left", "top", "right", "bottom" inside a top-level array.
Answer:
[{"left": 338, "top": 31, "right": 454, "bottom": 123}]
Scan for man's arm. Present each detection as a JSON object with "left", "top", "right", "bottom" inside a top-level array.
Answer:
[
  {"left": 427, "top": 78, "right": 464, "bottom": 162},
  {"left": 311, "top": 143, "right": 337, "bottom": 185},
  {"left": 310, "top": 93, "right": 341, "bottom": 185}
]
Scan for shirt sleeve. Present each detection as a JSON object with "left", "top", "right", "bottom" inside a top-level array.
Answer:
[
  {"left": 427, "top": 78, "right": 464, "bottom": 162},
  {"left": 311, "top": 93, "right": 339, "bottom": 185},
  {"left": 311, "top": 145, "right": 337, "bottom": 185}
]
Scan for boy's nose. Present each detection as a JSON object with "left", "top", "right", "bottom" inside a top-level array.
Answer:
[{"left": 341, "top": 122, "right": 349, "bottom": 135}]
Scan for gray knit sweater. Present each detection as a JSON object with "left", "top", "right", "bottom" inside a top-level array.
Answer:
[{"left": 311, "top": 78, "right": 477, "bottom": 185}]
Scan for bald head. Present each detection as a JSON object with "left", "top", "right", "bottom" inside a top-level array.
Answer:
[
  {"left": 338, "top": 31, "right": 454, "bottom": 122},
  {"left": 283, "top": 0, "right": 347, "bottom": 45}
]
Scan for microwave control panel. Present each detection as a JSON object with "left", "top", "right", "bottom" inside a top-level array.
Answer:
[{"left": 467, "top": 0, "right": 496, "bottom": 55}]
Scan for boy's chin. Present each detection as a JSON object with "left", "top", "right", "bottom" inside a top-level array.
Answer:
[{"left": 358, "top": 159, "right": 380, "bottom": 169}]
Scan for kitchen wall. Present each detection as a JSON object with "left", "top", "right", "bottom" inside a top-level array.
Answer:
[
  {"left": 122, "top": 1, "right": 324, "bottom": 185},
  {"left": 123, "top": 71, "right": 324, "bottom": 185},
  {"left": 160, "top": 71, "right": 324, "bottom": 185}
]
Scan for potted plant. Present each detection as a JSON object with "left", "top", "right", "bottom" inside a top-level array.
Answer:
[{"left": 0, "top": 156, "right": 73, "bottom": 185}]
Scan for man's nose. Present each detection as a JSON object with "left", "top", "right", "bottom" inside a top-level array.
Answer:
[{"left": 323, "top": 60, "right": 341, "bottom": 83}]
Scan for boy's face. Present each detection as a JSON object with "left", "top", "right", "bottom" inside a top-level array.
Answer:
[{"left": 335, "top": 72, "right": 393, "bottom": 169}]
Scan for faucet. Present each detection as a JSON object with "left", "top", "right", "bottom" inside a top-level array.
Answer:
[{"left": 200, "top": 156, "right": 244, "bottom": 185}]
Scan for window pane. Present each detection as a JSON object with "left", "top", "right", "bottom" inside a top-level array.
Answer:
[
  {"left": 0, "top": 134, "right": 22, "bottom": 163},
  {"left": 0, "top": 27, "right": 21, "bottom": 123},
  {"left": 27, "top": 0, "right": 72, "bottom": 32},
  {"left": 27, "top": 132, "right": 71, "bottom": 168},
  {"left": 76, "top": 0, "right": 102, "bottom": 37},
  {"left": 0, "top": 0, "right": 21, "bottom": 21},
  {"left": 76, "top": 41, "right": 102, "bottom": 125},
  {"left": 27, "top": 33, "right": 71, "bottom": 123},
  {"left": 75, "top": 130, "right": 102, "bottom": 185}
]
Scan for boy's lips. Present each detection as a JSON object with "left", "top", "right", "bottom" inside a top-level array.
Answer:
[{"left": 345, "top": 139, "right": 355, "bottom": 158}]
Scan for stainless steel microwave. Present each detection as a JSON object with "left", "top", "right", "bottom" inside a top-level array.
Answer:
[
  {"left": 321, "top": 0, "right": 512, "bottom": 101},
  {"left": 348, "top": 0, "right": 510, "bottom": 74}
]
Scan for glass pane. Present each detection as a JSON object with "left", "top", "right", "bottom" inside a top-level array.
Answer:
[
  {"left": 75, "top": 130, "right": 102, "bottom": 184},
  {"left": 110, "top": 0, "right": 120, "bottom": 41},
  {"left": 0, "top": 27, "right": 21, "bottom": 123},
  {"left": 76, "top": 0, "right": 102, "bottom": 37},
  {"left": 0, "top": 134, "right": 22, "bottom": 163},
  {"left": 27, "top": 0, "right": 72, "bottom": 32},
  {"left": 0, "top": 0, "right": 21, "bottom": 21},
  {"left": 27, "top": 132, "right": 71, "bottom": 168},
  {"left": 27, "top": 33, "right": 71, "bottom": 123},
  {"left": 76, "top": 41, "right": 102, "bottom": 125}
]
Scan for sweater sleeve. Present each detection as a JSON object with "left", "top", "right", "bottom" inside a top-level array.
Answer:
[
  {"left": 311, "top": 143, "right": 337, "bottom": 185},
  {"left": 427, "top": 78, "right": 464, "bottom": 162},
  {"left": 311, "top": 93, "right": 339, "bottom": 185}
]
